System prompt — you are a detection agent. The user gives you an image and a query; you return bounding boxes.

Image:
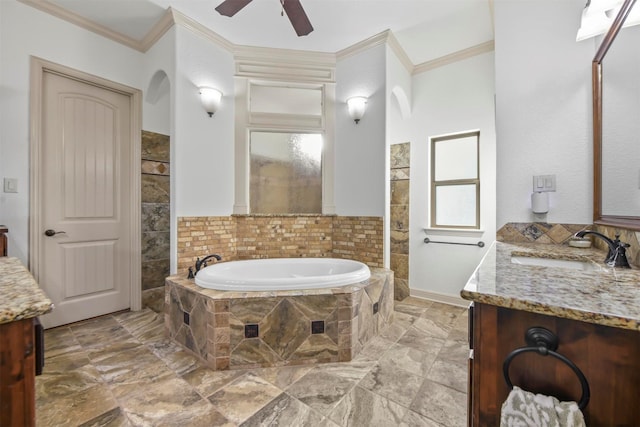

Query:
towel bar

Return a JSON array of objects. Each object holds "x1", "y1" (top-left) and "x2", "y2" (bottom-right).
[
  {"x1": 502, "y1": 327, "x2": 590, "y2": 410},
  {"x1": 423, "y1": 237, "x2": 485, "y2": 247}
]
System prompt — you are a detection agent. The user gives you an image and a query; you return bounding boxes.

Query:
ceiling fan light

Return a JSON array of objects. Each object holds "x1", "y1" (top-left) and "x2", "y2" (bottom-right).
[{"x1": 576, "y1": 0, "x2": 622, "y2": 41}]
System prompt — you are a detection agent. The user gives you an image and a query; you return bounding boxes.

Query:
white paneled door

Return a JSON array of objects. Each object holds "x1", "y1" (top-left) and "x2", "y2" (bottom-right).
[{"x1": 39, "y1": 70, "x2": 132, "y2": 328}]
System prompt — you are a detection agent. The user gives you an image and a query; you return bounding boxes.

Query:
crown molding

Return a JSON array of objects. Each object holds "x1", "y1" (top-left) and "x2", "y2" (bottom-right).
[
  {"x1": 172, "y1": 14, "x2": 337, "y2": 80},
  {"x1": 170, "y1": 8, "x2": 234, "y2": 53},
  {"x1": 139, "y1": 8, "x2": 175, "y2": 52},
  {"x1": 18, "y1": 0, "x2": 172, "y2": 52},
  {"x1": 19, "y1": 0, "x2": 494, "y2": 77},
  {"x1": 413, "y1": 40, "x2": 495, "y2": 75},
  {"x1": 386, "y1": 31, "x2": 414, "y2": 74},
  {"x1": 336, "y1": 30, "x2": 392, "y2": 61}
]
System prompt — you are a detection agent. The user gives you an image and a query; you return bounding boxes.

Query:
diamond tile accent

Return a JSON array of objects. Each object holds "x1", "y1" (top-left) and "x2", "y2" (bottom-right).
[
  {"x1": 260, "y1": 299, "x2": 309, "y2": 360},
  {"x1": 497, "y1": 223, "x2": 590, "y2": 244}
]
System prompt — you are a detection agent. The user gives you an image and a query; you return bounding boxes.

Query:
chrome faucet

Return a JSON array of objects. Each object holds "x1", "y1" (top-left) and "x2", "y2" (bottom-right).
[
  {"x1": 187, "y1": 254, "x2": 222, "y2": 278},
  {"x1": 574, "y1": 231, "x2": 631, "y2": 268}
]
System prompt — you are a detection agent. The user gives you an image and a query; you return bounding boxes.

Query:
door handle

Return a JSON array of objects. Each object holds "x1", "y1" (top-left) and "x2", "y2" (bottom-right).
[{"x1": 44, "y1": 229, "x2": 66, "y2": 237}]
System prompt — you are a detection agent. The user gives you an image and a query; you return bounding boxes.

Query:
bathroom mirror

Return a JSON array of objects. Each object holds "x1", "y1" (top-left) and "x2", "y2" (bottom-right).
[{"x1": 593, "y1": 0, "x2": 640, "y2": 230}]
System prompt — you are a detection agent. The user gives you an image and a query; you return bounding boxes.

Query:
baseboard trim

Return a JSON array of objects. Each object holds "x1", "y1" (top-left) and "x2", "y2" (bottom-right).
[{"x1": 409, "y1": 289, "x2": 469, "y2": 308}]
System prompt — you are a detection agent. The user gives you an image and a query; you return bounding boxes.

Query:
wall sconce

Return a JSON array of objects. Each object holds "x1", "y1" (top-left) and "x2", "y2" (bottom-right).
[
  {"x1": 199, "y1": 87, "x2": 222, "y2": 117},
  {"x1": 347, "y1": 96, "x2": 367, "y2": 124}
]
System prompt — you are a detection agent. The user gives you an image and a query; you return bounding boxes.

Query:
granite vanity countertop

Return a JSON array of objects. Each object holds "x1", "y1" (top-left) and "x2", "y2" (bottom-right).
[
  {"x1": 461, "y1": 241, "x2": 640, "y2": 331},
  {"x1": 0, "y1": 257, "x2": 53, "y2": 324}
]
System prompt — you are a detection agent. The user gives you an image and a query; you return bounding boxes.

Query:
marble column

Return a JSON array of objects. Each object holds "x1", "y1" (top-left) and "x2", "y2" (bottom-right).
[
  {"x1": 141, "y1": 131, "x2": 170, "y2": 312},
  {"x1": 390, "y1": 143, "x2": 410, "y2": 300}
]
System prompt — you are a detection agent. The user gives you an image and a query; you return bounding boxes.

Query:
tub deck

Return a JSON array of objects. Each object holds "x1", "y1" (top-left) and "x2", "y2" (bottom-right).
[{"x1": 165, "y1": 267, "x2": 394, "y2": 370}]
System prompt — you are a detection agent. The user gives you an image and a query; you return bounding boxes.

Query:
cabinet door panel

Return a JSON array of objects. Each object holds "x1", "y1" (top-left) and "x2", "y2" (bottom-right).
[
  {"x1": 0, "y1": 318, "x2": 36, "y2": 427},
  {"x1": 471, "y1": 303, "x2": 640, "y2": 426}
]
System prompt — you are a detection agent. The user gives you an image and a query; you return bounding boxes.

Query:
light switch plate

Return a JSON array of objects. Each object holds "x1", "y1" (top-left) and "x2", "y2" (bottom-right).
[
  {"x1": 532, "y1": 175, "x2": 556, "y2": 192},
  {"x1": 3, "y1": 178, "x2": 17, "y2": 193}
]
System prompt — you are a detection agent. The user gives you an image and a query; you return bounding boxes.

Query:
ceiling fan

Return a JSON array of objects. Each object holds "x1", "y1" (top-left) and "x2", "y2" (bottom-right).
[{"x1": 215, "y1": 0, "x2": 314, "y2": 37}]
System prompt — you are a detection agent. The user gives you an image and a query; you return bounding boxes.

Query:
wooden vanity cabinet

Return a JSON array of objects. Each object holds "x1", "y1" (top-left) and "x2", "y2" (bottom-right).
[
  {"x1": 0, "y1": 226, "x2": 7, "y2": 257},
  {"x1": 468, "y1": 303, "x2": 640, "y2": 426},
  {"x1": 0, "y1": 318, "x2": 36, "y2": 427},
  {"x1": 0, "y1": 254, "x2": 49, "y2": 427}
]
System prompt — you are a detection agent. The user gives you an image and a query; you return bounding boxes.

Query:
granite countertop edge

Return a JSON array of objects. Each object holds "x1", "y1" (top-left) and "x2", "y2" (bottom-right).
[
  {"x1": 0, "y1": 257, "x2": 53, "y2": 325},
  {"x1": 461, "y1": 241, "x2": 640, "y2": 331}
]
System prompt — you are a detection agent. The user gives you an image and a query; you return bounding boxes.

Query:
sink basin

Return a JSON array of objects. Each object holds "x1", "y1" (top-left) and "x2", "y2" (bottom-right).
[{"x1": 511, "y1": 256, "x2": 602, "y2": 271}]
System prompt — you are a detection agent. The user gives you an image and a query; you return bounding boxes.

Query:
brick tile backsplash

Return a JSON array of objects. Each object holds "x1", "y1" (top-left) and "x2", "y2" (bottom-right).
[{"x1": 177, "y1": 215, "x2": 383, "y2": 272}]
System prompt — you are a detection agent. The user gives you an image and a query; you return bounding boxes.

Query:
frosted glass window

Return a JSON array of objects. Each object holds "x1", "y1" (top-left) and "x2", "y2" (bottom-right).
[
  {"x1": 434, "y1": 136, "x2": 477, "y2": 181},
  {"x1": 435, "y1": 185, "x2": 477, "y2": 227},
  {"x1": 431, "y1": 131, "x2": 480, "y2": 229},
  {"x1": 250, "y1": 132, "x2": 322, "y2": 214},
  {"x1": 250, "y1": 85, "x2": 322, "y2": 116}
]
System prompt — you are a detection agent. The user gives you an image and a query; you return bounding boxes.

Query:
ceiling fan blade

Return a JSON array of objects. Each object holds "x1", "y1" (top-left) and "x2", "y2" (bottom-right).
[
  {"x1": 282, "y1": 0, "x2": 314, "y2": 36},
  {"x1": 215, "y1": 0, "x2": 253, "y2": 17}
]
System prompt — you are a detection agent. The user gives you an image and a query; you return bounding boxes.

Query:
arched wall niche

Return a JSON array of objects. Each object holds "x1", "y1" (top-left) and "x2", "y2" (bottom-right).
[
  {"x1": 391, "y1": 86, "x2": 411, "y2": 120},
  {"x1": 146, "y1": 69, "x2": 170, "y2": 104}
]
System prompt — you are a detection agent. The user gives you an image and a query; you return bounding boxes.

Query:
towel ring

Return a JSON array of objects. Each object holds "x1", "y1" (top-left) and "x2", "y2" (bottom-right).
[{"x1": 503, "y1": 327, "x2": 590, "y2": 410}]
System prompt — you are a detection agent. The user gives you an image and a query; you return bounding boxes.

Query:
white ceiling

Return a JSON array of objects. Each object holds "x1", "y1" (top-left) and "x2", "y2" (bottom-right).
[{"x1": 42, "y1": 0, "x2": 494, "y2": 64}]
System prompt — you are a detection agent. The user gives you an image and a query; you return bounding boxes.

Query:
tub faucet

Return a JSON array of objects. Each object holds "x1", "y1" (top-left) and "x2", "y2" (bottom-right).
[
  {"x1": 574, "y1": 231, "x2": 631, "y2": 268},
  {"x1": 187, "y1": 254, "x2": 222, "y2": 279}
]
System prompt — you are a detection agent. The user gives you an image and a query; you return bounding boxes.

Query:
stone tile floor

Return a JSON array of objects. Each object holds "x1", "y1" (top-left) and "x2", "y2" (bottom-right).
[{"x1": 36, "y1": 297, "x2": 469, "y2": 426}]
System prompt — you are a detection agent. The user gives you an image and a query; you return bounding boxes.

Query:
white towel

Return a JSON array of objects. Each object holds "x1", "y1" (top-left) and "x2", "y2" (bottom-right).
[{"x1": 500, "y1": 386, "x2": 586, "y2": 427}]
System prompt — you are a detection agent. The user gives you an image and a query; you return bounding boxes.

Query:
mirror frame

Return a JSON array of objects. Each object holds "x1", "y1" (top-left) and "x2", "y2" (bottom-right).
[{"x1": 593, "y1": 0, "x2": 640, "y2": 230}]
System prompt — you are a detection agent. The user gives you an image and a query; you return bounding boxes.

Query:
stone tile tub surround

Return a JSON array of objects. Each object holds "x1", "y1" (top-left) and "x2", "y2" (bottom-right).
[
  {"x1": 461, "y1": 241, "x2": 640, "y2": 331},
  {"x1": 141, "y1": 130, "x2": 170, "y2": 312},
  {"x1": 165, "y1": 268, "x2": 394, "y2": 371},
  {"x1": 177, "y1": 215, "x2": 383, "y2": 273},
  {"x1": 390, "y1": 142, "x2": 411, "y2": 301}
]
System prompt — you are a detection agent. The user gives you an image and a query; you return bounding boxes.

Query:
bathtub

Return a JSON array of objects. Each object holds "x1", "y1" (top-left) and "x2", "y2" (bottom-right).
[{"x1": 194, "y1": 257, "x2": 371, "y2": 291}]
